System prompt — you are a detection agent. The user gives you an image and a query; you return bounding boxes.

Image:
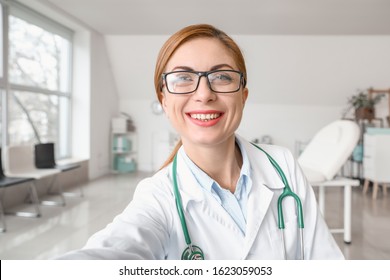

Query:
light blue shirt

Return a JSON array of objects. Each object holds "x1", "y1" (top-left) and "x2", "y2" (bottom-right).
[{"x1": 179, "y1": 137, "x2": 252, "y2": 235}]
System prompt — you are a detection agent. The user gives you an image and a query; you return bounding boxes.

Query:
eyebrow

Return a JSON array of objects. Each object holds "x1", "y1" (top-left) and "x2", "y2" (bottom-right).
[{"x1": 171, "y1": 63, "x2": 235, "y2": 72}]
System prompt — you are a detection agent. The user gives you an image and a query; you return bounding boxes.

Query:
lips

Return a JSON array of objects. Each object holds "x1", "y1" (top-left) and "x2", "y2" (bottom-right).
[
  {"x1": 189, "y1": 113, "x2": 222, "y2": 122},
  {"x1": 186, "y1": 111, "x2": 224, "y2": 127}
]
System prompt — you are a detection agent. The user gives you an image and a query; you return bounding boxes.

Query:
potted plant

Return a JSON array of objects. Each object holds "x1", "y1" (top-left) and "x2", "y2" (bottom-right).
[{"x1": 343, "y1": 89, "x2": 384, "y2": 121}]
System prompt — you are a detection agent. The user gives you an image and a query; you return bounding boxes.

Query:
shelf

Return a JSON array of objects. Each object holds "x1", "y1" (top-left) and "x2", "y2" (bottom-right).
[{"x1": 110, "y1": 118, "x2": 137, "y2": 173}]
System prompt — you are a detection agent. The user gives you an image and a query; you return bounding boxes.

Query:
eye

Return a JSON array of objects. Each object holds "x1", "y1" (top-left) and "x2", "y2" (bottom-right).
[
  {"x1": 217, "y1": 73, "x2": 232, "y2": 81},
  {"x1": 169, "y1": 72, "x2": 195, "y2": 84},
  {"x1": 210, "y1": 71, "x2": 234, "y2": 84},
  {"x1": 177, "y1": 74, "x2": 193, "y2": 82}
]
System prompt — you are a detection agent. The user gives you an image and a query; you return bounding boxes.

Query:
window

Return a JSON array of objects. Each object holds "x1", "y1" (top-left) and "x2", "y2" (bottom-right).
[
  {"x1": 0, "y1": 4, "x2": 3, "y2": 80},
  {"x1": 5, "y1": 1, "x2": 73, "y2": 158},
  {"x1": 0, "y1": 4, "x2": 4, "y2": 148}
]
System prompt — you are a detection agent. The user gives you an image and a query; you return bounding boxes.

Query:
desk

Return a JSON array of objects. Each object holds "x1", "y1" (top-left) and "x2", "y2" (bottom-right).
[{"x1": 313, "y1": 178, "x2": 360, "y2": 244}]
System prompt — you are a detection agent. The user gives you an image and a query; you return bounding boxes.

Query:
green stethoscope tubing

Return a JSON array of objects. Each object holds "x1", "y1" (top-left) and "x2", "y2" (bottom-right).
[
  {"x1": 173, "y1": 154, "x2": 205, "y2": 260},
  {"x1": 172, "y1": 143, "x2": 304, "y2": 260},
  {"x1": 172, "y1": 155, "x2": 191, "y2": 245},
  {"x1": 250, "y1": 143, "x2": 304, "y2": 230}
]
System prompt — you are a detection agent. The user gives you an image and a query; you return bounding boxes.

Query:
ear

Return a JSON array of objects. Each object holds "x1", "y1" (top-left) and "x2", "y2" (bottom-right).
[
  {"x1": 160, "y1": 91, "x2": 169, "y2": 115},
  {"x1": 242, "y1": 87, "x2": 249, "y2": 106}
]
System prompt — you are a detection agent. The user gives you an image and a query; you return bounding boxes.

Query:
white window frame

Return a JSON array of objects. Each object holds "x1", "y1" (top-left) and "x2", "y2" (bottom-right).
[{"x1": 1, "y1": 0, "x2": 74, "y2": 158}]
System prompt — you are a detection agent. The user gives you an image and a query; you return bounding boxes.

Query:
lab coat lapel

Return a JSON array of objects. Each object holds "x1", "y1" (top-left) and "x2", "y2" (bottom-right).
[
  {"x1": 173, "y1": 148, "x2": 244, "y2": 236},
  {"x1": 171, "y1": 151, "x2": 204, "y2": 208},
  {"x1": 238, "y1": 137, "x2": 285, "y2": 258},
  {"x1": 243, "y1": 178, "x2": 274, "y2": 257}
]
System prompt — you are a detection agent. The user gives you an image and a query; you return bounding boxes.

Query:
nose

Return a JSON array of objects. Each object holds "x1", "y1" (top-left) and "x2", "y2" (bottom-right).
[{"x1": 192, "y1": 76, "x2": 216, "y2": 103}]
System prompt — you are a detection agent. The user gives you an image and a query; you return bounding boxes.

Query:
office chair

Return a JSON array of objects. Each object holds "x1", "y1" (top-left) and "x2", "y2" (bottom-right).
[
  {"x1": 0, "y1": 148, "x2": 41, "y2": 232},
  {"x1": 34, "y1": 143, "x2": 83, "y2": 197},
  {"x1": 298, "y1": 119, "x2": 360, "y2": 244},
  {"x1": 4, "y1": 144, "x2": 65, "y2": 206}
]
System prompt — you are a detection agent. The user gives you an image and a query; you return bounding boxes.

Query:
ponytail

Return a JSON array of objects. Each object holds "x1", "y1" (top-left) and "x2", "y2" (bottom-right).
[{"x1": 159, "y1": 139, "x2": 182, "y2": 170}]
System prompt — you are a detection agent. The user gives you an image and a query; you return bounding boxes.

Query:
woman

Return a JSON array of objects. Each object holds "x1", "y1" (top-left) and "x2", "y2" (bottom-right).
[{"x1": 58, "y1": 24, "x2": 344, "y2": 260}]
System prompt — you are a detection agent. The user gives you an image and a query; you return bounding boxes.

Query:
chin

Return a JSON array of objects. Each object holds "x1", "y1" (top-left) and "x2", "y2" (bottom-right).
[{"x1": 185, "y1": 132, "x2": 235, "y2": 147}]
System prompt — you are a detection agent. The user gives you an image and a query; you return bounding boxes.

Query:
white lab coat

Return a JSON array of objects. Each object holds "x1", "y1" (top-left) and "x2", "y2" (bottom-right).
[{"x1": 58, "y1": 135, "x2": 344, "y2": 260}]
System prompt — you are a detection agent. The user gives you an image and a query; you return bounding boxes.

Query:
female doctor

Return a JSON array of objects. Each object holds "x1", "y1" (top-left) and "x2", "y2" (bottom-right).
[{"x1": 58, "y1": 24, "x2": 344, "y2": 260}]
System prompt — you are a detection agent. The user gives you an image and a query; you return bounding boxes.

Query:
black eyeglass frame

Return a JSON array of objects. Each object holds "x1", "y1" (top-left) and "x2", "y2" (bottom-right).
[{"x1": 161, "y1": 69, "x2": 246, "y2": 94}]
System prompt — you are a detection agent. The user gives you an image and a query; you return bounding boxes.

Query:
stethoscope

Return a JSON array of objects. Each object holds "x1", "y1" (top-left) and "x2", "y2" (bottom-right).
[{"x1": 172, "y1": 143, "x2": 305, "y2": 260}]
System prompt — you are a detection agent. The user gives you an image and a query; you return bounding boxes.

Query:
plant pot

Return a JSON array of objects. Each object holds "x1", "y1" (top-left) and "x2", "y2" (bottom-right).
[{"x1": 355, "y1": 107, "x2": 375, "y2": 120}]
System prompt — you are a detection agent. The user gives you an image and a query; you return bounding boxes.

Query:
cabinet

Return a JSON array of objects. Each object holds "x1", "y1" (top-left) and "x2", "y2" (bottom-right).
[
  {"x1": 362, "y1": 128, "x2": 390, "y2": 198},
  {"x1": 346, "y1": 118, "x2": 384, "y2": 179},
  {"x1": 346, "y1": 88, "x2": 390, "y2": 179},
  {"x1": 111, "y1": 118, "x2": 137, "y2": 173}
]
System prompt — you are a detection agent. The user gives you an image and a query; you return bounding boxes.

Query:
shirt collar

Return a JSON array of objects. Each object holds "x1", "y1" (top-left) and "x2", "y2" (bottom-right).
[
  {"x1": 179, "y1": 147, "x2": 214, "y2": 192},
  {"x1": 235, "y1": 137, "x2": 252, "y2": 199},
  {"x1": 178, "y1": 136, "x2": 252, "y2": 195}
]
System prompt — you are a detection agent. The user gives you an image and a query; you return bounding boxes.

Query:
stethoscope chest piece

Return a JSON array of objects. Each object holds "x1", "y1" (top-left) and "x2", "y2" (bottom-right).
[{"x1": 181, "y1": 245, "x2": 204, "y2": 260}]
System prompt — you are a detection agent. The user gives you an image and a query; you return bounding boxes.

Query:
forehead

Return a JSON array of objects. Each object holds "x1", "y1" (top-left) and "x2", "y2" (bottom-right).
[{"x1": 165, "y1": 37, "x2": 237, "y2": 71}]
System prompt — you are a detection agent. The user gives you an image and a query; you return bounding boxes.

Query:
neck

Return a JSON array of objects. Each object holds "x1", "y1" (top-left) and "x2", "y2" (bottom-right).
[{"x1": 182, "y1": 136, "x2": 243, "y2": 193}]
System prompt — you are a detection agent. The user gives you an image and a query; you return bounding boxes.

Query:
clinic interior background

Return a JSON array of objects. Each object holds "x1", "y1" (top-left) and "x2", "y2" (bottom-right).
[{"x1": 16, "y1": 0, "x2": 390, "y2": 180}]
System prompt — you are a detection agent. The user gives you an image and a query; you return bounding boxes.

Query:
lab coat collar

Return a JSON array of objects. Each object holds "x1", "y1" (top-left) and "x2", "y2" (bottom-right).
[
  {"x1": 172, "y1": 148, "x2": 207, "y2": 210},
  {"x1": 173, "y1": 149, "x2": 246, "y2": 237},
  {"x1": 171, "y1": 135, "x2": 288, "y2": 257},
  {"x1": 172, "y1": 135, "x2": 286, "y2": 209},
  {"x1": 237, "y1": 135, "x2": 285, "y2": 191}
]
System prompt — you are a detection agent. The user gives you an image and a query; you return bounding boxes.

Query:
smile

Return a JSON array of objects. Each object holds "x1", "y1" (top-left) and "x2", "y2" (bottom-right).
[{"x1": 189, "y1": 113, "x2": 222, "y2": 122}]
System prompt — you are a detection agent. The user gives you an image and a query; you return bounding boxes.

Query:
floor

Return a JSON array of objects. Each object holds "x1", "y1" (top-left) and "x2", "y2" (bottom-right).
[{"x1": 0, "y1": 171, "x2": 389, "y2": 260}]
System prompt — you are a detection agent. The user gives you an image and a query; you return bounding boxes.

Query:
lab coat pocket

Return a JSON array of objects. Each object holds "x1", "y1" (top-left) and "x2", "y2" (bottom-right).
[
  {"x1": 269, "y1": 214, "x2": 299, "y2": 259},
  {"x1": 246, "y1": 214, "x2": 298, "y2": 260}
]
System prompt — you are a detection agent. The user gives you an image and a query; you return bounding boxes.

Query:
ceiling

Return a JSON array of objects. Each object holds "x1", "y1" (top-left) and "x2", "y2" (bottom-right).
[{"x1": 42, "y1": 0, "x2": 390, "y2": 36}]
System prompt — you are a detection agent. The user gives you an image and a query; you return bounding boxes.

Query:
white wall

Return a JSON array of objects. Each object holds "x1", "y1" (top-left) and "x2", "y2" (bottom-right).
[
  {"x1": 69, "y1": 22, "x2": 120, "y2": 180},
  {"x1": 89, "y1": 32, "x2": 120, "y2": 179},
  {"x1": 72, "y1": 30, "x2": 90, "y2": 162},
  {"x1": 237, "y1": 36, "x2": 390, "y2": 106},
  {"x1": 106, "y1": 35, "x2": 390, "y2": 172}
]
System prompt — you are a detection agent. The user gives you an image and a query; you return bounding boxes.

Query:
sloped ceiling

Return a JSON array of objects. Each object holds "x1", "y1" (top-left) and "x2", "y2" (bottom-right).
[{"x1": 44, "y1": 0, "x2": 390, "y2": 35}]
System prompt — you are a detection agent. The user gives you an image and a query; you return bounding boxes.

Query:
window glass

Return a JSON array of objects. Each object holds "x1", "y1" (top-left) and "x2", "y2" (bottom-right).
[
  {"x1": 7, "y1": 5, "x2": 72, "y2": 158},
  {"x1": 8, "y1": 90, "x2": 70, "y2": 158},
  {"x1": 0, "y1": 4, "x2": 3, "y2": 79},
  {"x1": 0, "y1": 4, "x2": 4, "y2": 147},
  {"x1": 9, "y1": 15, "x2": 71, "y2": 92}
]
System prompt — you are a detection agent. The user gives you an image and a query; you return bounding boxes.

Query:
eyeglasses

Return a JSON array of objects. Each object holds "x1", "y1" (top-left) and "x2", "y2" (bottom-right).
[{"x1": 161, "y1": 70, "x2": 245, "y2": 94}]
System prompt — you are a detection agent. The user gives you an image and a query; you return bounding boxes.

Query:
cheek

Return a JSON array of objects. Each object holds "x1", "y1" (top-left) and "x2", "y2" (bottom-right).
[
  {"x1": 162, "y1": 94, "x2": 174, "y2": 115},
  {"x1": 232, "y1": 96, "x2": 246, "y2": 115},
  {"x1": 228, "y1": 97, "x2": 246, "y2": 126},
  {"x1": 163, "y1": 95, "x2": 186, "y2": 119}
]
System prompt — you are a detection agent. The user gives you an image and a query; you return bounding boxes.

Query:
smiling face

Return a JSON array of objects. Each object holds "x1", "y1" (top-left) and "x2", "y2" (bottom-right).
[{"x1": 160, "y1": 38, "x2": 248, "y2": 149}]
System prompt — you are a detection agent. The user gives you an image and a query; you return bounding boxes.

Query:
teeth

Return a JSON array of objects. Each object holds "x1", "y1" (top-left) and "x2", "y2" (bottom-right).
[{"x1": 190, "y1": 113, "x2": 221, "y2": 121}]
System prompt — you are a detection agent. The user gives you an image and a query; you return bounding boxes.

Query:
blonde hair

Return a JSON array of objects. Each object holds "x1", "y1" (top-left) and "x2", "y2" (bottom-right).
[{"x1": 154, "y1": 24, "x2": 247, "y2": 169}]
